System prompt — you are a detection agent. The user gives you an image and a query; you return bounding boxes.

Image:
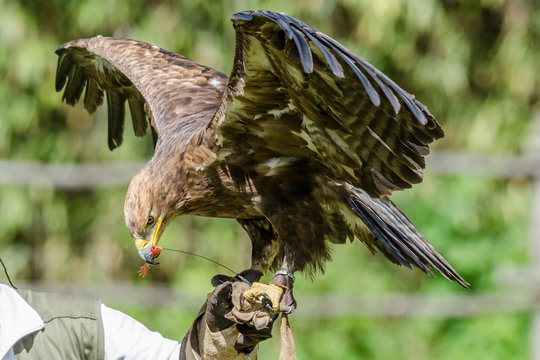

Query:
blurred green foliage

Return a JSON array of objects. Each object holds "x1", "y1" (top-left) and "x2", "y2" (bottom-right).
[{"x1": 0, "y1": 0, "x2": 539, "y2": 358}]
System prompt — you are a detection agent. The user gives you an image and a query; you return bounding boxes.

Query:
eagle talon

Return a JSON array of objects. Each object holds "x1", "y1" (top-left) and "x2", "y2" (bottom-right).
[
  {"x1": 243, "y1": 282, "x2": 285, "y2": 312},
  {"x1": 259, "y1": 296, "x2": 274, "y2": 312}
]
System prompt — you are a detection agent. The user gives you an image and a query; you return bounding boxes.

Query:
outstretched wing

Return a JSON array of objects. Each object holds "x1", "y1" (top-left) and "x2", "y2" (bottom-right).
[
  {"x1": 212, "y1": 10, "x2": 443, "y2": 197},
  {"x1": 210, "y1": 11, "x2": 466, "y2": 286},
  {"x1": 55, "y1": 37, "x2": 227, "y2": 150}
]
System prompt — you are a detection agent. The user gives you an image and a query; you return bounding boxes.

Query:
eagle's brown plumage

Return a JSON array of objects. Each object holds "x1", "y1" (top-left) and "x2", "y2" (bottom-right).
[{"x1": 55, "y1": 10, "x2": 468, "y2": 290}]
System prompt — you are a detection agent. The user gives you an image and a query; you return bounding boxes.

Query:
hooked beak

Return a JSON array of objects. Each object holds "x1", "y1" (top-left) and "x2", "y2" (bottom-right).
[{"x1": 134, "y1": 217, "x2": 163, "y2": 265}]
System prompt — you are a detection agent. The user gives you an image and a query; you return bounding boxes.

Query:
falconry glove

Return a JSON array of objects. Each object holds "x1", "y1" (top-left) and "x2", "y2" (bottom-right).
[{"x1": 180, "y1": 276, "x2": 277, "y2": 360}]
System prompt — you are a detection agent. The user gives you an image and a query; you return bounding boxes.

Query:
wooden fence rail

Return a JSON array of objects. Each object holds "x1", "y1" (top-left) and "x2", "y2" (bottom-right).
[
  {"x1": 14, "y1": 281, "x2": 538, "y2": 319},
  {"x1": 1, "y1": 151, "x2": 539, "y2": 188}
]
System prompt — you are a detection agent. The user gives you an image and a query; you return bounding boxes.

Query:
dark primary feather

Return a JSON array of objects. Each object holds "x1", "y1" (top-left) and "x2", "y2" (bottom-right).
[
  {"x1": 302, "y1": 30, "x2": 344, "y2": 78},
  {"x1": 83, "y1": 79, "x2": 103, "y2": 114},
  {"x1": 106, "y1": 90, "x2": 126, "y2": 150},
  {"x1": 56, "y1": 42, "x2": 148, "y2": 150},
  {"x1": 128, "y1": 96, "x2": 147, "y2": 137},
  {"x1": 55, "y1": 53, "x2": 73, "y2": 92},
  {"x1": 349, "y1": 188, "x2": 468, "y2": 288},
  {"x1": 63, "y1": 66, "x2": 86, "y2": 106}
]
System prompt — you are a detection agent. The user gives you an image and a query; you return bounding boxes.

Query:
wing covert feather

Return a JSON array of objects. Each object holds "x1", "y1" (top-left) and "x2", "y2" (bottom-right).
[
  {"x1": 214, "y1": 10, "x2": 443, "y2": 197},
  {"x1": 55, "y1": 37, "x2": 227, "y2": 150}
]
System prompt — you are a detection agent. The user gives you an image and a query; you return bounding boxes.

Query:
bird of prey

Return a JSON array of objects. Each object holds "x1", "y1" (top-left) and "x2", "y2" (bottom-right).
[{"x1": 55, "y1": 10, "x2": 468, "y2": 312}]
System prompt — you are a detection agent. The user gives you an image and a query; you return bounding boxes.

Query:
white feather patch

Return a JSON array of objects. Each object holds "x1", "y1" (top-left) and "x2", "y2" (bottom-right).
[
  {"x1": 208, "y1": 78, "x2": 222, "y2": 89},
  {"x1": 267, "y1": 100, "x2": 295, "y2": 118},
  {"x1": 261, "y1": 157, "x2": 297, "y2": 176}
]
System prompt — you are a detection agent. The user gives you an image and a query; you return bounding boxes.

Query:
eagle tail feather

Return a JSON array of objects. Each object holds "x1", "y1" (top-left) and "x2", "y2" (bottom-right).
[{"x1": 349, "y1": 189, "x2": 469, "y2": 289}]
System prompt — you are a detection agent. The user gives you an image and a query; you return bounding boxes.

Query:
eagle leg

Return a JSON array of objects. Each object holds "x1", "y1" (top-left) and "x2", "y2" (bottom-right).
[
  {"x1": 238, "y1": 219, "x2": 297, "y2": 312},
  {"x1": 271, "y1": 270, "x2": 296, "y2": 314}
]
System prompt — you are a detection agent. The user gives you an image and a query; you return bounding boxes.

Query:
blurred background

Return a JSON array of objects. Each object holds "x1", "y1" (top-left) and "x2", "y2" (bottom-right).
[{"x1": 1, "y1": 0, "x2": 539, "y2": 358}]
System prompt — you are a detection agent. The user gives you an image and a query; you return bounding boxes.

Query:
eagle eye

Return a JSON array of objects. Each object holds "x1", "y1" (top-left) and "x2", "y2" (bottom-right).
[{"x1": 146, "y1": 216, "x2": 155, "y2": 226}]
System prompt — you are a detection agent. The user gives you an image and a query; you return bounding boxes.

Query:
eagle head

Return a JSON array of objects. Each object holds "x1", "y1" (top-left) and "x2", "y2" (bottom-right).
[{"x1": 124, "y1": 166, "x2": 180, "y2": 265}]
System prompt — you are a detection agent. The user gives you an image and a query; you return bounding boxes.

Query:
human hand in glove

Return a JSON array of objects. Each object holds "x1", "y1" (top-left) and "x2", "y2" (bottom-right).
[{"x1": 180, "y1": 273, "x2": 278, "y2": 360}]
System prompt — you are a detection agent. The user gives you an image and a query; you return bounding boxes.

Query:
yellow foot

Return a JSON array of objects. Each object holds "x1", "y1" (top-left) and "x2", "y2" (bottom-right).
[{"x1": 242, "y1": 282, "x2": 285, "y2": 312}]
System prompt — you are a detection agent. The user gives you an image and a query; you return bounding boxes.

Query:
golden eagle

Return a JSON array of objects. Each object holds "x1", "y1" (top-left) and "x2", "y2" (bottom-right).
[{"x1": 55, "y1": 10, "x2": 468, "y2": 312}]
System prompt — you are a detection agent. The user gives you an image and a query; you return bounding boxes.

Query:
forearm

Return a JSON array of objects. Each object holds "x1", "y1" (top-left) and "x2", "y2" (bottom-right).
[{"x1": 101, "y1": 304, "x2": 181, "y2": 360}]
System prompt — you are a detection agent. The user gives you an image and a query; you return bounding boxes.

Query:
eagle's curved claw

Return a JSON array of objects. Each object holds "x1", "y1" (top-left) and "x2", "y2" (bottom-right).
[{"x1": 242, "y1": 282, "x2": 285, "y2": 312}]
